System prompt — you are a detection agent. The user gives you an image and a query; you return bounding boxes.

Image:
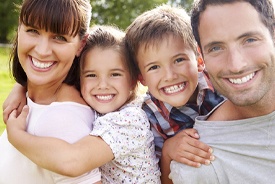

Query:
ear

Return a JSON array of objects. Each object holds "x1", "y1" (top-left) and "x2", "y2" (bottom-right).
[
  {"x1": 197, "y1": 46, "x2": 205, "y2": 72},
  {"x1": 197, "y1": 56, "x2": 205, "y2": 72},
  {"x1": 76, "y1": 35, "x2": 88, "y2": 56},
  {"x1": 138, "y1": 74, "x2": 147, "y2": 86}
]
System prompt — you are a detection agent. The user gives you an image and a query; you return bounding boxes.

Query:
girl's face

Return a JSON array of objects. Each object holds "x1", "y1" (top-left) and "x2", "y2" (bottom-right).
[
  {"x1": 80, "y1": 47, "x2": 133, "y2": 114},
  {"x1": 17, "y1": 24, "x2": 83, "y2": 89}
]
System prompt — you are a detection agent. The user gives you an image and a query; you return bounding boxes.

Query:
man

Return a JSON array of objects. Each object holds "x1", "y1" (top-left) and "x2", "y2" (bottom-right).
[{"x1": 162, "y1": 0, "x2": 275, "y2": 183}]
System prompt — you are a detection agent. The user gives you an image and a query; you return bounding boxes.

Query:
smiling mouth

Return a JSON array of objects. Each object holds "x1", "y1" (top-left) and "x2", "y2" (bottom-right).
[
  {"x1": 228, "y1": 72, "x2": 255, "y2": 84},
  {"x1": 163, "y1": 83, "x2": 185, "y2": 94},
  {"x1": 95, "y1": 94, "x2": 114, "y2": 101},
  {"x1": 32, "y1": 58, "x2": 54, "y2": 69}
]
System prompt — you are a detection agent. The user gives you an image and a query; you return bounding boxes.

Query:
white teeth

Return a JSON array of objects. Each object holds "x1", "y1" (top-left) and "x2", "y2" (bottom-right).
[
  {"x1": 163, "y1": 83, "x2": 185, "y2": 94},
  {"x1": 229, "y1": 72, "x2": 255, "y2": 84},
  {"x1": 96, "y1": 95, "x2": 113, "y2": 101},
  {"x1": 32, "y1": 58, "x2": 54, "y2": 69}
]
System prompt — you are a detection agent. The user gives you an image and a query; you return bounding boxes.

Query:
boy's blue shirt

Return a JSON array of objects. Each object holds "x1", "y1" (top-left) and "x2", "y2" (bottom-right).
[{"x1": 142, "y1": 71, "x2": 225, "y2": 157}]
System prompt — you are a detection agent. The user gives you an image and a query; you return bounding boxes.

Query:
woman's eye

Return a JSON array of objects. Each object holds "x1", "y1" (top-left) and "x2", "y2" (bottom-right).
[
  {"x1": 54, "y1": 35, "x2": 67, "y2": 41},
  {"x1": 26, "y1": 29, "x2": 39, "y2": 34}
]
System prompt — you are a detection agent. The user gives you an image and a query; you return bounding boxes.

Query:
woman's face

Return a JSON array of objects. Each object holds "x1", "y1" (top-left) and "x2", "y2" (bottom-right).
[{"x1": 17, "y1": 23, "x2": 83, "y2": 88}]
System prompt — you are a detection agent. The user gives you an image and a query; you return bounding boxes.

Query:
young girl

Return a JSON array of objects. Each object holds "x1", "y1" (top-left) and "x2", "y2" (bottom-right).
[
  {"x1": 6, "y1": 25, "x2": 161, "y2": 183},
  {"x1": 0, "y1": 0, "x2": 101, "y2": 183}
]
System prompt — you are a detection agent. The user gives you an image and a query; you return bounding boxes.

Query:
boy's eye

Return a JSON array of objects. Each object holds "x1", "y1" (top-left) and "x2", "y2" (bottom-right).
[
  {"x1": 175, "y1": 58, "x2": 184, "y2": 63},
  {"x1": 148, "y1": 65, "x2": 160, "y2": 71}
]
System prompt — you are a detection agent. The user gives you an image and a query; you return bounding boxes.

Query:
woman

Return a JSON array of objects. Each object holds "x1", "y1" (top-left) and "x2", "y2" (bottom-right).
[{"x1": 0, "y1": 0, "x2": 101, "y2": 183}]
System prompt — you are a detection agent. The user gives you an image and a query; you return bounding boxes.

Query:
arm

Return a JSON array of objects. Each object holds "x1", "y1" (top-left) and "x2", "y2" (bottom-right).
[
  {"x1": 3, "y1": 83, "x2": 27, "y2": 123},
  {"x1": 6, "y1": 106, "x2": 114, "y2": 177},
  {"x1": 160, "y1": 128, "x2": 214, "y2": 183}
]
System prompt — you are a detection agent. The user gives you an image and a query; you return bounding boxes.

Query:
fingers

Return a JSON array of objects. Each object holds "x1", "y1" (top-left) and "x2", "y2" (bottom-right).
[{"x1": 181, "y1": 128, "x2": 199, "y2": 139}]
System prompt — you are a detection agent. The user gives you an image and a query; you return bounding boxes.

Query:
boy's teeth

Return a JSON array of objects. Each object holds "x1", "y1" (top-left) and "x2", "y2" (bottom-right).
[
  {"x1": 164, "y1": 83, "x2": 185, "y2": 94},
  {"x1": 32, "y1": 59, "x2": 54, "y2": 69},
  {"x1": 96, "y1": 95, "x2": 113, "y2": 100},
  {"x1": 229, "y1": 72, "x2": 255, "y2": 84}
]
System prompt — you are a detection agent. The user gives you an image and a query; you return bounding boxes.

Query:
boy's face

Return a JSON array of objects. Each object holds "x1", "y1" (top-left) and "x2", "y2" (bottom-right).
[
  {"x1": 199, "y1": 2, "x2": 275, "y2": 107},
  {"x1": 137, "y1": 35, "x2": 204, "y2": 107}
]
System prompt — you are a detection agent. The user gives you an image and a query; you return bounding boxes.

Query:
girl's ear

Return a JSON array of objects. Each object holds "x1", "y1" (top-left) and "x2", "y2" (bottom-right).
[
  {"x1": 138, "y1": 74, "x2": 147, "y2": 86},
  {"x1": 76, "y1": 35, "x2": 88, "y2": 56}
]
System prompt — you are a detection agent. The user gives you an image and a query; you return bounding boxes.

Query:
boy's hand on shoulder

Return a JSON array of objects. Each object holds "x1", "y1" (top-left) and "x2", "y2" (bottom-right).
[{"x1": 162, "y1": 128, "x2": 215, "y2": 168}]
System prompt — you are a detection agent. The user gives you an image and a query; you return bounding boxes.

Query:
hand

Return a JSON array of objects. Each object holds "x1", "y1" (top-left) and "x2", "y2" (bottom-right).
[
  {"x1": 162, "y1": 128, "x2": 214, "y2": 167},
  {"x1": 3, "y1": 83, "x2": 27, "y2": 123},
  {"x1": 6, "y1": 105, "x2": 29, "y2": 139}
]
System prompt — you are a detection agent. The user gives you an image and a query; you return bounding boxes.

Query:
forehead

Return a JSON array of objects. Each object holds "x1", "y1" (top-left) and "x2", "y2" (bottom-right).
[{"x1": 198, "y1": 2, "x2": 267, "y2": 47}]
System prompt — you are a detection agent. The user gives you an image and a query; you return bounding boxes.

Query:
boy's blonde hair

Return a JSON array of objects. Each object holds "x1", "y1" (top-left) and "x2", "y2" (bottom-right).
[{"x1": 125, "y1": 4, "x2": 198, "y2": 73}]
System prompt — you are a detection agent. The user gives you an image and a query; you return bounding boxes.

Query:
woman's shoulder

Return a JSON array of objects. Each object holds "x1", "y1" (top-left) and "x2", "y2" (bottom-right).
[{"x1": 56, "y1": 84, "x2": 87, "y2": 105}]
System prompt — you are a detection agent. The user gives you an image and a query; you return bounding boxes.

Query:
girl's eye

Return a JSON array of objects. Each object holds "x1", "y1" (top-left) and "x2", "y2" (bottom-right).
[
  {"x1": 54, "y1": 35, "x2": 67, "y2": 42},
  {"x1": 86, "y1": 74, "x2": 96, "y2": 78},
  {"x1": 111, "y1": 73, "x2": 122, "y2": 77},
  {"x1": 148, "y1": 65, "x2": 160, "y2": 71}
]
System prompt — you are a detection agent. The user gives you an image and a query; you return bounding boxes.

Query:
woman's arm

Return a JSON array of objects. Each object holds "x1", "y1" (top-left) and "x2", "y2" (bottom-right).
[
  {"x1": 3, "y1": 83, "x2": 27, "y2": 123},
  {"x1": 6, "y1": 106, "x2": 114, "y2": 177}
]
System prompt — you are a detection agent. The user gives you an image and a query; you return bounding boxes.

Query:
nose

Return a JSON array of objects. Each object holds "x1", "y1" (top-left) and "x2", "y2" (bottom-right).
[
  {"x1": 226, "y1": 46, "x2": 247, "y2": 73},
  {"x1": 34, "y1": 36, "x2": 52, "y2": 57},
  {"x1": 97, "y1": 77, "x2": 109, "y2": 90},
  {"x1": 164, "y1": 66, "x2": 178, "y2": 82}
]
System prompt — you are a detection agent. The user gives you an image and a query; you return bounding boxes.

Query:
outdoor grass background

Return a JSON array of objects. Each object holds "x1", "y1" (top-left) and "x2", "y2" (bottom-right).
[{"x1": 0, "y1": 46, "x2": 15, "y2": 135}]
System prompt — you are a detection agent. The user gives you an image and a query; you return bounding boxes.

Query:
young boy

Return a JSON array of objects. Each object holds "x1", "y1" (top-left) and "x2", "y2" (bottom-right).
[{"x1": 124, "y1": 4, "x2": 225, "y2": 183}]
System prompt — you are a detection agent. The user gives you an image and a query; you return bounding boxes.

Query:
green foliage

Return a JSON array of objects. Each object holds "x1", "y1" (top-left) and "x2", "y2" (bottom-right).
[
  {"x1": 0, "y1": 0, "x2": 20, "y2": 43},
  {"x1": 0, "y1": 47, "x2": 15, "y2": 134},
  {"x1": 90, "y1": 0, "x2": 168, "y2": 30}
]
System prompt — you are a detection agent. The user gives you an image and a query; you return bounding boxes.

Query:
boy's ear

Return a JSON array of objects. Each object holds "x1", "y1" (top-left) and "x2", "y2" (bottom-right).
[
  {"x1": 76, "y1": 35, "x2": 88, "y2": 56},
  {"x1": 197, "y1": 56, "x2": 205, "y2": 72},
  {"x1": 138, "y1": 74, "x2": 147, "y2": 86}
]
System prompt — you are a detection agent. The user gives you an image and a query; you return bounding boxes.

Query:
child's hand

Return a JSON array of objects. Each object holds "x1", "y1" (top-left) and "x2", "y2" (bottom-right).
[
  {"x1": 3, "y1": 83, "x2": 27, "y2": 123},
  {"x1": 6, "y1": 105, "x2": 29, "y2": 136},
  {"x1": 162, "y1": 128, "x2": 214, "y2": 167}
]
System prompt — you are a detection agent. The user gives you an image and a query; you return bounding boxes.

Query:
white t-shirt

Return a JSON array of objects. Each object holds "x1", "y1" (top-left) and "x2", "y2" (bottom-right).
[
  {"x1": 0, "y1": 97, "x2": 101, "y2": 184},
  {"x1": 90, "y1": 97, "x2": 161, "y2": 183}
]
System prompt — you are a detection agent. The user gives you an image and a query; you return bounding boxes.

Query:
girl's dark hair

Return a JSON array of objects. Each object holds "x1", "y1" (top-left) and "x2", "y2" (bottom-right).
[{"x1": 10, "y1": 0, "x2": 91, "y2": 87}]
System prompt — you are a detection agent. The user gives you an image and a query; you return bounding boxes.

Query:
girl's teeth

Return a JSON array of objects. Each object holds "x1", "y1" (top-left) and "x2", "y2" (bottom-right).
[{"x1": 96, "y1": 95, "x2": 113, "y2": 100}]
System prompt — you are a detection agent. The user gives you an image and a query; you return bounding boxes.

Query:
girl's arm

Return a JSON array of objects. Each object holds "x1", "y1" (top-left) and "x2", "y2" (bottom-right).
[
  {"x1": 3, "y1": 83, "x2": 27, "y2": 123},
  {"x1": 160, "y1": 129, "x2": 214, "y2": 183},
  {"x1": 6, "y1": 106, "x2": 114, "y2": 177}
]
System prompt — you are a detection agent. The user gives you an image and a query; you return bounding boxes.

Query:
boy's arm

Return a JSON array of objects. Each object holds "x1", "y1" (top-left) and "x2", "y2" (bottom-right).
[
  {"x1": 6, "y1": 106, "x2": 114, "y2": 177},
  {"x1": 3, "y1": 83, "x2": 27, "y2": 123},
  {"x1": 160, "y1": 129, "x2": 214, "y2": 183}
]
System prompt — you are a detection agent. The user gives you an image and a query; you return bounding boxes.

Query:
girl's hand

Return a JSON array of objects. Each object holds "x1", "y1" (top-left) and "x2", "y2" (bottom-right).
[
  {"x1": 162, "y1": 128, "x2": 215, "y2": 168},
  {"x1": 6, "y1": 105, "x2": 29, "y2": 138},
  {"x1": 3, "y1": 83, "x2": 27, "y2": 123}
]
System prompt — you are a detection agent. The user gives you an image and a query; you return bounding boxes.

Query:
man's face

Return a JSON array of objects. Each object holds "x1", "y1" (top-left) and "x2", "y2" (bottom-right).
[{"x1": 198, "y1": 1, "x2": 275, "y2": 108}]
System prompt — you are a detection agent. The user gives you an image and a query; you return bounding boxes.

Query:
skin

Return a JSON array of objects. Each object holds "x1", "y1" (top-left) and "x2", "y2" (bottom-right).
[
  {"x1": 137, "y1": 34, "x2": 205, "y2": 107},
  {"x1": 199, "y1": 1, "x2": 275, "y2": 120},
  {"x1": 136, "y1": 34, "x2": 213, "y2": 184},
  {"x1": 81, "y1": 47, "x2": 133, "y2": 114},
  {"x1": 18, "y1": 24, "x2": 84, "y2": 104},
  {"x1": 6, "y1": 46, "x2": 135, "y2": 177}
]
